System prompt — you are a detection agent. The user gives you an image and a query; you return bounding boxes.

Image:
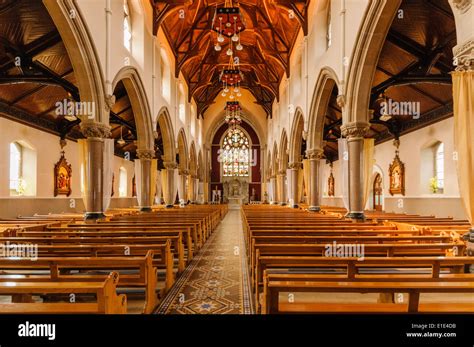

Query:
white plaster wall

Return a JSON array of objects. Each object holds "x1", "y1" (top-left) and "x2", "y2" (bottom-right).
[
  {"x1": 319, "y1": 118, "x2": 467, "y2": 219},
  {"x1": 0, "y1": 118, "x2": 136, "y2": 217},
  {"x1": 75, "y1": 0, "x2": 202, "y2": 161},
  {"x1": 267, "y1": 0, "x2": 369, "y2": 154}
]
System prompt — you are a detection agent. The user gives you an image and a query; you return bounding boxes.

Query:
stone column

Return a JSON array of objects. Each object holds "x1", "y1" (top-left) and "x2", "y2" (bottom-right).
[
  {"x1": 178, "y1": 169, "x2": 189, "y2": 203},
  {"x1": 136, "y1": 149, "x2": 155, "y2": 212},
  {"x1": 341, "y1": 121, "x2": 370, "y2": 220},
  {"x1": 269, "y1": 175, "x2": 277, "y2": 204},
  {"x1": 163, "y1": 161, "x2": 177, "y2": 208},
  {"x1": 306, "y1": 148, "x2": 324, "y2": 212},
  {"x1": 277, "y1": 170, "x2": 287, "y2": 206},
  {"x1": 188, "y1": 174, "x2": 197, "y2": 203},
  {"x1": 80, "y1": 121, "x2": 111, "y2": 221},
  {"x1": 288, "y1": 162, "x2": 302, "y2": 208}
]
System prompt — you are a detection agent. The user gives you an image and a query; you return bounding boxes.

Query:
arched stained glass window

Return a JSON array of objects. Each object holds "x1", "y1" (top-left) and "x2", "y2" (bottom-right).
[{"x1": 222, "y1": 128, "x2": 250, "y2": 177}]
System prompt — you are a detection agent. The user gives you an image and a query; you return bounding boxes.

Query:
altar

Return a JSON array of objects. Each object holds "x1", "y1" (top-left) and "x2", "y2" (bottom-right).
[{"x1": 223, "y1": 177, "x2": 249, "y2": 209}]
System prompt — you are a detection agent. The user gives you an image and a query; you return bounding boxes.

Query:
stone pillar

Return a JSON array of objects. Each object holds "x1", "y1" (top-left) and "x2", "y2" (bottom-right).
[
  {"x1": 288, "y1": 162, "x2": 302, "y2": 208},
  {"x1": 80, "y1": 121, "x2": 111, "y2": 221},
  {"x1": 136, "y1": 149, "x2": 155, "y2": 212},
  {"x1": 188, "y1": 174, "x2": 197, "y2": 203},
  {"x1": 341, "y1": 121, "x2": 370, "y2": 220},
  {"x1": 163, "y1": 161, "x2": 177, "y2": 208},
  {"x1": 269, "y1": 175, "x2": 277, "y2": 204},
  {"x1": 178, "y1": 169, "x2": 189, "y2": 203},
  {"x1": 277, "y1": 170, "x2": 287, "y2": 206},
  {"x1": 306, "y1": 148, "x2": 324, "y2": 212}
]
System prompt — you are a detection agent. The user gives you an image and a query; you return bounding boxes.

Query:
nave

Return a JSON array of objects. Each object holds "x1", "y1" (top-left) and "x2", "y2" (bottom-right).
[{"x1": 157, "y1": 210, "x2": 253, "y2": 314}]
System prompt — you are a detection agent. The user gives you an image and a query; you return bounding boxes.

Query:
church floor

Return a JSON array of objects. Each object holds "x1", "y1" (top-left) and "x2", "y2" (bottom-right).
[{"x1": 155, "y1": 210, "x2": 254, "y2": 314}]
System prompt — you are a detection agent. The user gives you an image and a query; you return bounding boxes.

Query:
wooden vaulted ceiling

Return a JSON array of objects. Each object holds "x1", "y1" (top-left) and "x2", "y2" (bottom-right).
[
  {"x1": 0, "y1": 0, "x2": 159, "y2": 160},
  {"x1": 152, "y1": 0, "x2": 310, "y2": 117},
  {"x1": 322, "y1": 0, "x2": 455, "y2": 162},
  {"x1": 0, "y1": 0, "x2": 82, "y2": 140}
]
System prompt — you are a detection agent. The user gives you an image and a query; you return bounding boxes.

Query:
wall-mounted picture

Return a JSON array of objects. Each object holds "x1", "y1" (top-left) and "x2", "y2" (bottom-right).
[
  {"x1": 54, "y1": 152, "x2": 72, "y2": 197},
  {"x1": 389, "y1": 153, "x2": 405, "y2": 196}
]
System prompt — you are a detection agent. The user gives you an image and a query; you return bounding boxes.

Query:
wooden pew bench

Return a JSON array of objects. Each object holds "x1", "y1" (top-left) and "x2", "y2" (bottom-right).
[
  {"x1": 263, "y1": 278, "x2": 474, "y2": 314},
  {"x1": 0, "y1": 272, "x2": 126, "y2": 314},
  {"x1": 0, "y1": 251, "x2": 160, "y2": 313},
  {"x1": 0, "y1": 236, "x2": 177, "y2": 285},
  {"x1": 253, "y1": 256, "x2": 474, "y2": 311},
  {"x1": 11, "y1": 230, "x2": 185, "y2": 272}
]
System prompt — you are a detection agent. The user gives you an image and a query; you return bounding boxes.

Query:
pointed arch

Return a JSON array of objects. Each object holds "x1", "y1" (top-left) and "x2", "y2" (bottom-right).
[
  {"x1": 112, "y1": 66, "x2": 154, "y2": 152},
  {"x1": 307, "y1": 67, "x2": 340, "y2": 151},
  {"x1": 272, "y1": 142, "x2": 279, "y2": 176},
  {"x1": 189, "y1": 141, "x2": 197, "y2": 176},
  {"x1": 289, "y1": 107, "x2": 305, "y2": 164},
  {"x1": 197, "y1": 150, "x2": 204, "y2": 181},
  {"x1": 156, "y1": 106, "x2": 176, "y2": 163},
  {"x1": 177, "y1": 128, "x2": 189, "y2": 170},
  {"x1": 343, "y1": 0, "x2": 401, "y2": 123},
  {"x1": 279, "y1": 130, "x2": 289, "y2": 171},
  {"x1": 44, "y1": 0, "x2": 108, "y2": 123}
]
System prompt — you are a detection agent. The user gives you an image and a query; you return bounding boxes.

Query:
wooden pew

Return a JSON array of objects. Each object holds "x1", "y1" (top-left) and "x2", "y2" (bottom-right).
[
  {"x1": 254, "y1": 256, "x2": 474, "y2": 311},
  {"x1": 0, "y1": 272, "x2": 127, "y2": 314},
  {"x1": 263, "y1": 278, "x2": 474, "y2": 314},
  {"x1": 10, "y1": 230, "x2": 185, "y2": 273},
  {"x1": 0, "y1": 251, "x2": 160, "y2": 313}
]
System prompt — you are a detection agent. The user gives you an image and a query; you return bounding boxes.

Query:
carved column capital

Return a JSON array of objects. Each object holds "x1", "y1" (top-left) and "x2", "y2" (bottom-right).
[
  {"x1": 288, "y1": 162, "x2": 302, "y2": 170},
  {"x1": 452, "y1": 0, "x2": 472, "y2": 13},
  {"x1": 336, "y1": 94, "x2": 346, "y2": 108},
  {"x1": 277, "y1": 169, "x2": 287, "y2": 176},
  {"x1": 179, "y1": 169, "x2": 190, "y2": 176},
  {"x1": 163, "y1": 161, "x2": 178, "y2": 170},
  {"x1": 80, "y1": 121, "x2": 111, "y2": 139},
  {"x1": 136, "y1": 149, "x2": 155, "y2": 160},
  {"x1": 306, "y1": 148, "x2": 324, "y2": 160},
  {"x1": 453, "y1": 39, "x2": 474, "y2": 71},
  {"x1": 341, "y1": 121, "x2": 370, "y2": 140},
  {"x1": 105, "y1": 94, "x2": 116, "y2": 112}
]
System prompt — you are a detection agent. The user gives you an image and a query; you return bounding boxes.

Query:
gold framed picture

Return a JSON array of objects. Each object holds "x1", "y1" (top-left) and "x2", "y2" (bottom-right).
[
  {"x1": 389, "y1": 153, "x2": 405, "y2": 196},
  {"x1": 54, "y1": 152, "x2": 72, "y2": 197}
]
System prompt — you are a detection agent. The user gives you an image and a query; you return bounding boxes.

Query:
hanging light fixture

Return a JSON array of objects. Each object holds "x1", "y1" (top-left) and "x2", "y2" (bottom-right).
[
  {"x1": 219, "y1": 56, "x2": 243, "y2": 99},
  {"x1": 225, "y1": 101, "x2": 242, "y2": 129},
  {"x1": 117, "y1": 126, "x2": 126, "y2": 145},
  {"x1": 212, "y1": 1, "x2": 245, "y2": 56}
]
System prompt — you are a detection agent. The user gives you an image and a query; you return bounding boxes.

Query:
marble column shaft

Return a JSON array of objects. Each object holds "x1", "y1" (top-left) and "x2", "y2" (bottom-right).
[
  {"x1": 288, "y1": 162, "x2": 302, "y2": 208},
  {"x1": 80, "y1": 121, "x2": 111, "y2": 220},
  {"x1": 137, "y1": 149, "x2": 155, "y2": 212},
  {"x1": 341, "y1": 122, "x2": 370, "y2": 220},
  {"x1": 306, "y1": 148, "x2": 324, "y2": 212}
]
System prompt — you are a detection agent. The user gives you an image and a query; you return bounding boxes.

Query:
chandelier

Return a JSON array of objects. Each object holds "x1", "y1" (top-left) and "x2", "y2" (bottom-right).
[
  {"x1": 212, "y1": 0, "x2": 245, "y2": 56},
  {"x1": 220, "y1": 57, "x2": 243, "y2": 98},
  {"x1": 225, "y1": 101, "x2": 242, "y2": 128}
]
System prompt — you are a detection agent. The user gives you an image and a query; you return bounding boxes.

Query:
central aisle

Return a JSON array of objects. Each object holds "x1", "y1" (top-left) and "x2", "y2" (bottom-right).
[{"x1": 156, "y1": 210, "x2": 254, "y2": 314}]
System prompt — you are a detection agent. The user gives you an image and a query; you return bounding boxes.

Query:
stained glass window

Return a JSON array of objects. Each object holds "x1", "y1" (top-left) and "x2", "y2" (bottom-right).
[{"x1": 222, "y1": 128, "x2": 250, "y2": 177}]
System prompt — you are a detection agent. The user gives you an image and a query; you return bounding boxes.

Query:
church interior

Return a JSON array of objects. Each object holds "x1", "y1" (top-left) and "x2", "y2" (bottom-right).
[{"x1": 0, "y1": 0, "x2": 473, "y2": 322}]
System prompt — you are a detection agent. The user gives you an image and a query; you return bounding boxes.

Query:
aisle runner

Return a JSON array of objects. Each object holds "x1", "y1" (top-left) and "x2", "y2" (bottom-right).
[{"x1": 155, "y1": 210, "x2": 254, "y2": 314}]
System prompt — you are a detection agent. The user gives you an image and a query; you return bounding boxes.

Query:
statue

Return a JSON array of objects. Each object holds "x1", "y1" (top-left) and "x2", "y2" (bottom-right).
[{"x1": 250, "y1": 187, "x2": 256, "y2": 201}]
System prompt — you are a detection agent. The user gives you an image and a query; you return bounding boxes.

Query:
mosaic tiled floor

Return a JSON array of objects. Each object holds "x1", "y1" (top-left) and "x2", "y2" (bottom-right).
[{"x1": 155, "y1": 210, "x2": 254, "y2": 314}]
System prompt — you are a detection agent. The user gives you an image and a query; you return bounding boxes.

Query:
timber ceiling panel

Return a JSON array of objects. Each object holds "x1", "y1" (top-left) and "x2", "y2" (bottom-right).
[
  {"x1": 369, "y1": 0, "x2": 455, "y2": 144},
  {"x1": 322, "y1": 0, "x2": 456, "y2": 162},
  {"x1": 152, "y1": 0, "x2": 310, "y2": 117}
]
